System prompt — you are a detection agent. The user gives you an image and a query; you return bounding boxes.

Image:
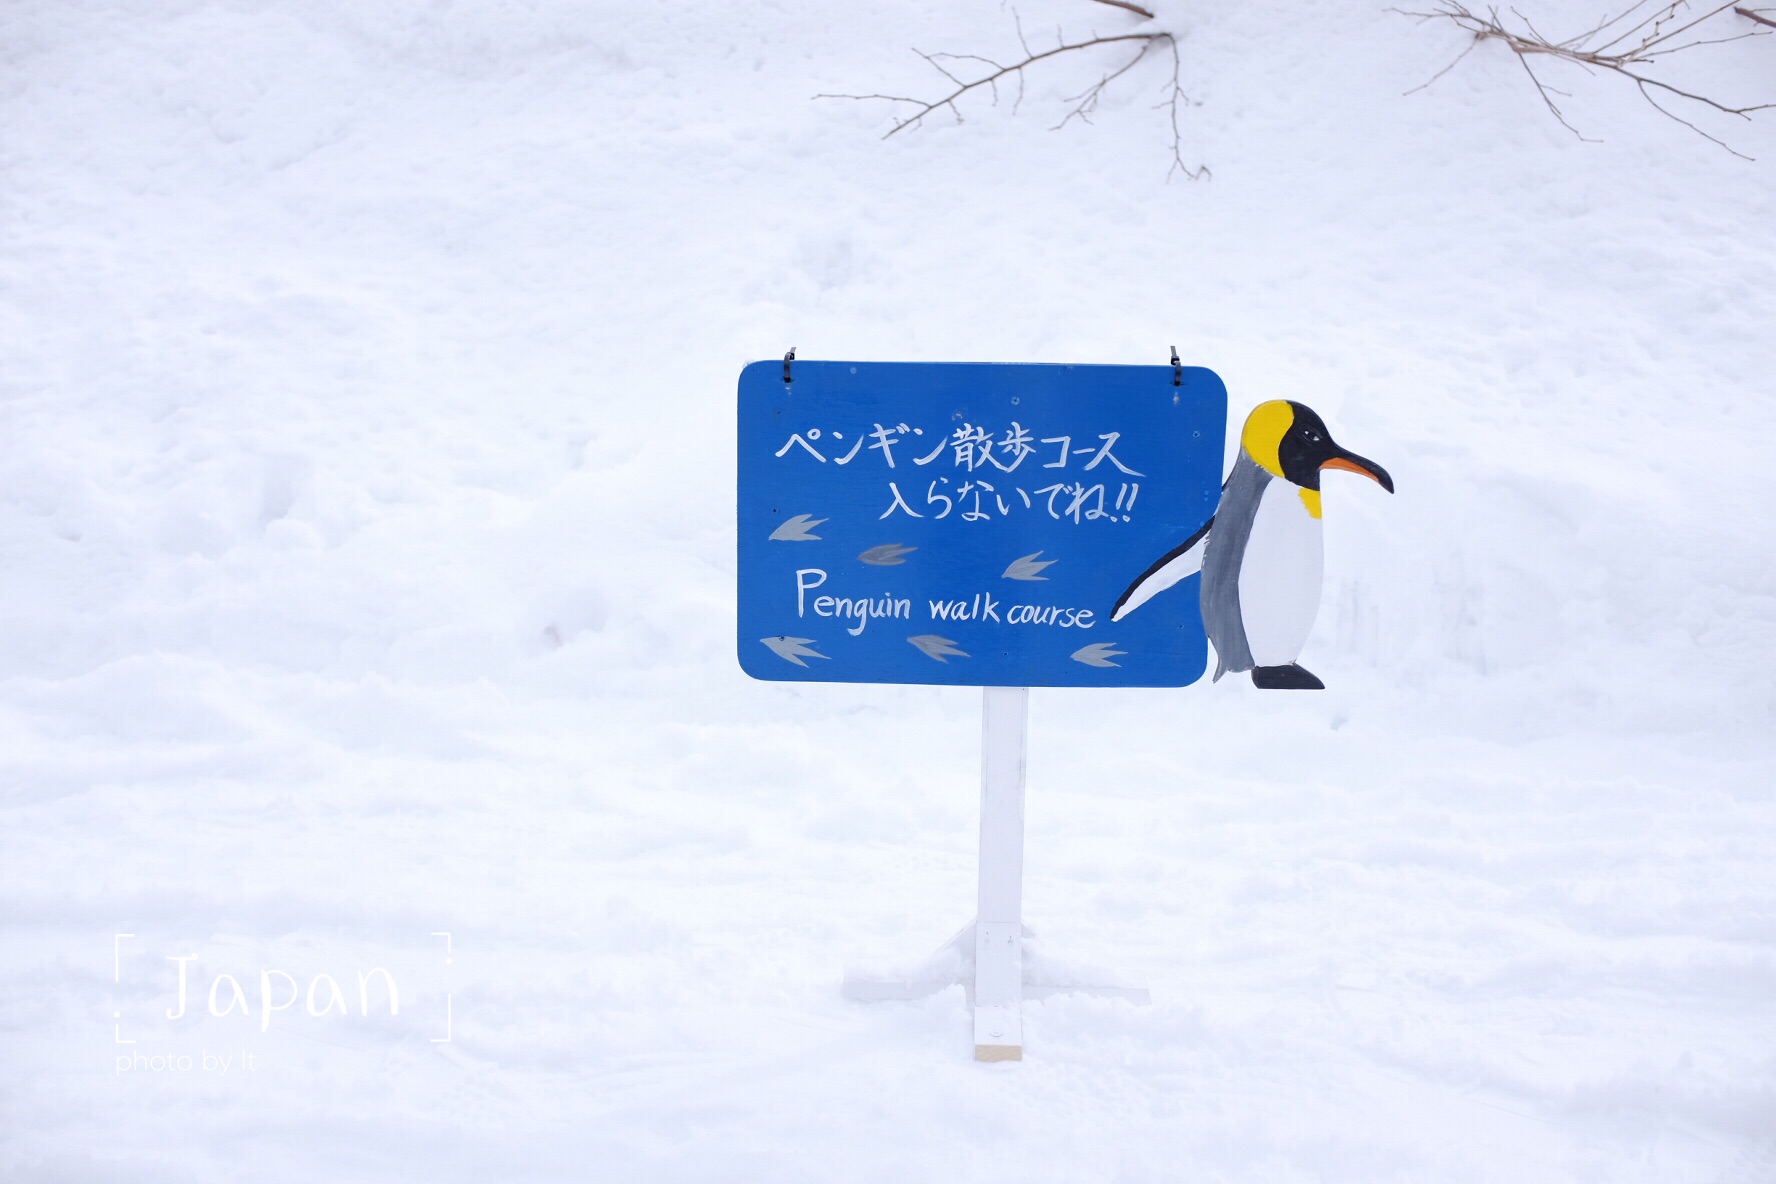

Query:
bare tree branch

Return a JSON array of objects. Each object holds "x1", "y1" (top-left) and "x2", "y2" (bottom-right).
[
  {"x1": 817, "y1": 10, "x2": 1207, "y2": 180},
  {"x1": 1055, "y1": 35, "x2": 1159, "y2": 129},
  {"x1": 1397, "y1": 1, "x2": 1774, "y2": 156},
  {"x1": 1089, "y1": 0, "x2": 1157, "y2": 18},
  {"x1": 1156, "y1": 34, "x2": 1202, "y2": 180},
  {"x1": 1404, "y1": 36, "x2": 1482, "y2": 94},
  {"x1": 1515, "y1": 45, "x2": 1599, "y2": 140}
]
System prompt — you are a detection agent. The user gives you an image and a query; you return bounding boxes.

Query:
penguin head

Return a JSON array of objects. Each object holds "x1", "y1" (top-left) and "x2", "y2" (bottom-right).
[{"x1": 1241, "y1": 400, "x2": 1394, "y2": 494}]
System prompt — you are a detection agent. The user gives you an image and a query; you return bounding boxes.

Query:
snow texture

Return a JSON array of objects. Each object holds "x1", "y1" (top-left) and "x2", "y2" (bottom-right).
[{"x1": 2, "y1": 0, "x2": 1774, "y2": 1180}]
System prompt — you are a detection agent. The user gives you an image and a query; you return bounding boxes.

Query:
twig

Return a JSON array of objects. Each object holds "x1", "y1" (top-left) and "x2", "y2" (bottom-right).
[
  {"x1": 1404, "y1": 36, "x2": 1481, "y2": 93},
  {"x1": 1516, "y1": 45, "x2": 1599, "y2": 140},
  {"x1": 1055, "y1": 35, "x2": 1160, "y2": 129},
  {"x1": 1397, "y1": 1, "x2": 1774, "y2": 156},
  {"x1": 1156, "y1": 34, "x2": 1205, "y2": 180},
  {"x1": 817, "y1": 14, "x2": 1207, "y2": 180},
  {"x1": 1090, "y1": 0, "x2": 1157, "y2": 18}
]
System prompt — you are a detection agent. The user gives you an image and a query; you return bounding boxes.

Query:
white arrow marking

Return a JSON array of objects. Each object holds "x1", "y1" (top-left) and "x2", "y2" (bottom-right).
[
  {"x1": 762, "y1": 636, "x2": 829, "y2": 667},
  {"x1": 909, "y1": 635, "x2": 969, "y2": 663},
  {"x1": 859, "y1": 543, "x2": 916, "y2": 566},
  {"x1": 1002, "y1": 551, "x2": 1056, "y2": 581},
  {"x1": 1072, "y1": 642, "x2": 1127, "y2": 668},
  {"x1": 769, "y1": 514, "x2": 827, "y2": 541}
]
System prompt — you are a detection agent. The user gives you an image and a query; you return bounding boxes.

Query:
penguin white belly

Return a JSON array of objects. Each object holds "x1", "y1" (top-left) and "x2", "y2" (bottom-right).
[{"x1": 1238, "y1": 482, "x2": 1324, "y2": 668}]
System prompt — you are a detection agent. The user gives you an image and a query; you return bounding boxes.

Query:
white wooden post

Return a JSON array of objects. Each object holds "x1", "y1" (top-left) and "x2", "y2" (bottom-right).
[
  {"x1": 839, "y1": 683, "x2": 1144, "y2": 1057},
  {"x1": 973, "y1": 686, "x2": 1028, "y2": 1061}
]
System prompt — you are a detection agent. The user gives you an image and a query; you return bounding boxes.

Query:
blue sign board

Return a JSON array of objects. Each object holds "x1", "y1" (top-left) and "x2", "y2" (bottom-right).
[{"x1": 737, "y1": 360, "x2": 1227, "y2": 687}]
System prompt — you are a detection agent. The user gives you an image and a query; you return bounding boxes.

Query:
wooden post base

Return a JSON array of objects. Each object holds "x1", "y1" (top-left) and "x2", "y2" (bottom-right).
[{"x1": 843, "y1": 920, "x2": 1148, "y2": 1061}]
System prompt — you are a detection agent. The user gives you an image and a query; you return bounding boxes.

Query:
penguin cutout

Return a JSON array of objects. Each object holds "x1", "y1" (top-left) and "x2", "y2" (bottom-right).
[{"x1": 1112, "y1": 401, "x2": 1393, "y2": 690}]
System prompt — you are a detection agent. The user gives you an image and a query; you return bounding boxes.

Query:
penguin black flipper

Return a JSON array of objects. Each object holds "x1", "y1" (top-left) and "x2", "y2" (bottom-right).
[
  {"x1": 1251, "y1": 664, "x2": 1324, "y2": 690},
  {"x1": 1110, "y1": 516, "x2": 1215, "y2": 623}
]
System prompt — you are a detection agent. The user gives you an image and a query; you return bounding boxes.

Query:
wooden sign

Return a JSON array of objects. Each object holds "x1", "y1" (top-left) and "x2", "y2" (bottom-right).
[
  {"x1": 738, "y1": 356, "x2": 1394, "y2": 1063},
  {"x1": 737, "y1": 360, "x2": 1228, "y2": 686}
]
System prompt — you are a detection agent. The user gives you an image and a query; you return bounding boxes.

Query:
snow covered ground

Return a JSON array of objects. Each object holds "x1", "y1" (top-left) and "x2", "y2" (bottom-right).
[{"x1": 3, "y1": 0, "x2": 1774, "y2": 1179}]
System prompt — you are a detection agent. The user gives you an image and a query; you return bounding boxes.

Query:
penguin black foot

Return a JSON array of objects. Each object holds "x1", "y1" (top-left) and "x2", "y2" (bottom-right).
[{"x1": 1252, "y1": 664, "x2": 1324, "y2": 690}]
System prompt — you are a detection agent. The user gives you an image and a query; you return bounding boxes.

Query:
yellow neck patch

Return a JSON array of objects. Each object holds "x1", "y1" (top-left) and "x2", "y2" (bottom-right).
[
  {"x1": 1298, "y1": 488, "x2": 1322, "y2": 519},
  {"x1": 1241, "y1": 401, "x2": 1294, "y2": 479}
]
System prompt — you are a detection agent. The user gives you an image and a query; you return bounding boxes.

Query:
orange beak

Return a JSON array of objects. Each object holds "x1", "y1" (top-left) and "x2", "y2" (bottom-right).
[{"x1": 1320, "y1": 451, "x2": 1394, "y2": 493}]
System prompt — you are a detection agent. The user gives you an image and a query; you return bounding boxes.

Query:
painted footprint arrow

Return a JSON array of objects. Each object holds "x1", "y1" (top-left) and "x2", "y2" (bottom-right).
[
  {"x1": 769, "y1": 514, "x2": 827, "y2": 541},
  {"x1": 1071, "y1": 642, "x2": 1126, "y2": 668},
  {"x1": 859, "y1": 543, "x2": 917, "y2": 566},
  {"x1": 1002, "y1": 551, "x2": 1056, "y2": 581},
  {"x1": 908, "y1": 635, "x2": 969, "y2": 663},
  {"x1": 761, "y1": 636, "x2": 829, "y2": 667}
]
